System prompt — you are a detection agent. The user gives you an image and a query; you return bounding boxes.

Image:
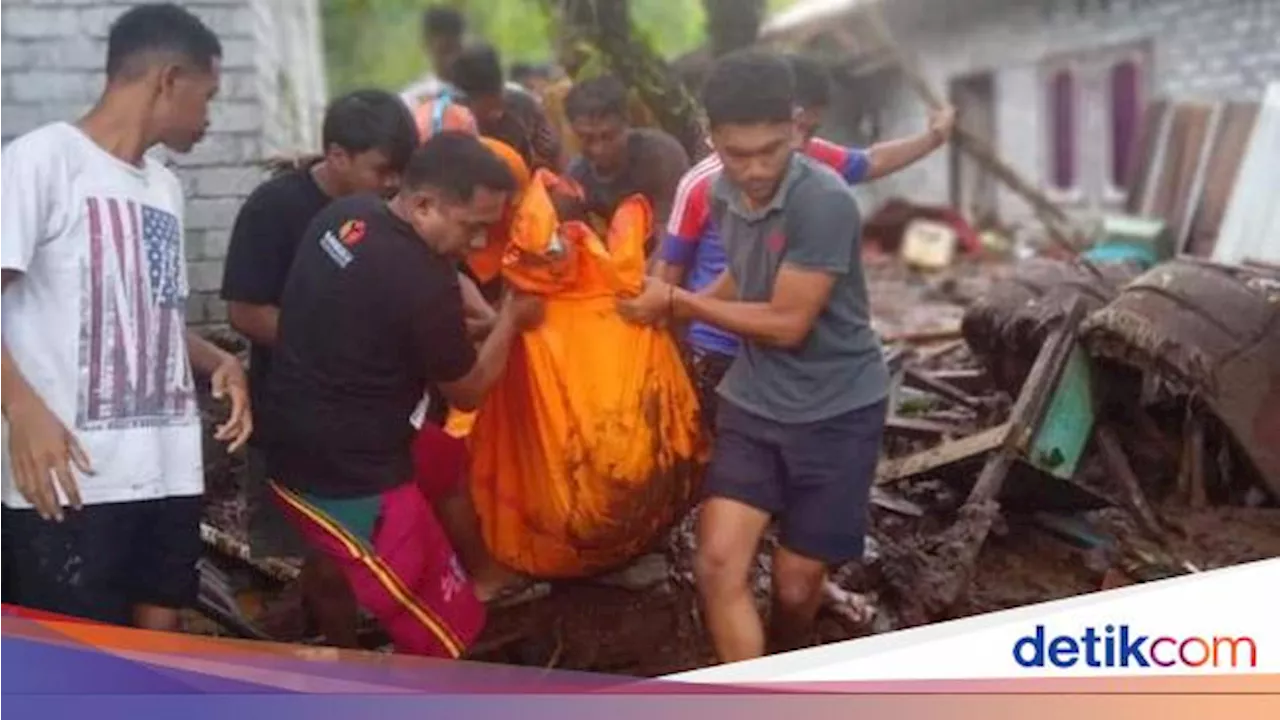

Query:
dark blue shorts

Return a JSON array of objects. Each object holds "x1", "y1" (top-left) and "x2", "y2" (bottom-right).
[
  {"x1": 1, "y1": 496, "x2": 203, "y2": 625},
  {"x1": 706, "y1": 398, "x2": 888, "y2": 565}
]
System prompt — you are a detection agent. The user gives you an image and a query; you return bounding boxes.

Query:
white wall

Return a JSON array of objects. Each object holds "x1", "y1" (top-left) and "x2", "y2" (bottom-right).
[
  {"x1": 1, "y1": 0, "x2": 327, "y2": 325},
  {"x1": 827, "y1": 0, "x2": 1280, "y2": 227}
]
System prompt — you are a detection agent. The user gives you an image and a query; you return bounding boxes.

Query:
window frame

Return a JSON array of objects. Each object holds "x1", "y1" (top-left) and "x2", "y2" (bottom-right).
[
  {"x1": 1042, "y1": 59, "x2": 1084, "y2": 204},
  {"x1": 1102, "y1": 48, "x2": 1148, "y2": 204}
]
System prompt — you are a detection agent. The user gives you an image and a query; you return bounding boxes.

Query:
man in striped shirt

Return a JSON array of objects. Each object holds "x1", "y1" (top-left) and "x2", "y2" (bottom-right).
[{"x1": 655, "y1": 55, "x2": 955, "y2": 426}]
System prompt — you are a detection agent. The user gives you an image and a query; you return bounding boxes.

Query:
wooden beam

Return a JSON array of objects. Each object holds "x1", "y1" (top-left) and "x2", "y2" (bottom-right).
[
  {"x1": 882, "y1": 326, "x2": 962, "y2": 345},
  {"x1": 876, "y1": 421, "x2": 1010, "y2": 484},
  {"x1": 903, "y1": 366, "x2": 986, "y2": 410},
  {"x1": 885, "y1": 415, "x2": 967, "y2": 440},
  {"x1": 924, "y1": 368, "x2": 990, "y2": 394},
  {"x1": 968, "y1": 297, "x2": 1086, "y2": 500},
  {"x1": 1097, "y1": 425, "x2": 1168, "y2": 539}
]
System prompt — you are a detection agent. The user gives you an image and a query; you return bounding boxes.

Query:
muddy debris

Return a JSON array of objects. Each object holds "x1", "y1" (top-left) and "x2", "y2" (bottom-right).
[{"x1": 190, "y1": 259, "x2": 1278, "y2": 677}]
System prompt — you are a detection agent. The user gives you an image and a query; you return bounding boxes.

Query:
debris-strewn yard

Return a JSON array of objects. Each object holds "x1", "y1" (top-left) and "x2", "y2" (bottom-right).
[{"x1": 193, "y1": 255, "x2": 1280, "y2": 676}]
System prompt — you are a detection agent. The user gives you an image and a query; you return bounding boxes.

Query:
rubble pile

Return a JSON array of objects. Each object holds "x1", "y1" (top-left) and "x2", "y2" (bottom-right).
[{"x1": 191, "y1": 256, "x2": 1279, "y2": 676}]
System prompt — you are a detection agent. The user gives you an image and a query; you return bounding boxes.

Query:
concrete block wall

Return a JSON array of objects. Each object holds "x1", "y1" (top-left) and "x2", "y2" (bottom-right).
[
  {"x1": 840, "y1": 0, "x2": 1280, "y2": 225},
  {"x1": 1, "y1": 0, "x2": 326, "y2": 326}
]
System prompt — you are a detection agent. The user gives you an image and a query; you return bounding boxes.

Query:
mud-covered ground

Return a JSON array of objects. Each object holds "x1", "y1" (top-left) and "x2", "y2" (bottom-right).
[
  {"x1": 194, "y1": 259, "x2": 1280, "y2": 676},
  {"x1": 462, "y1": 498, "x2": 1280, "y2": 676}
]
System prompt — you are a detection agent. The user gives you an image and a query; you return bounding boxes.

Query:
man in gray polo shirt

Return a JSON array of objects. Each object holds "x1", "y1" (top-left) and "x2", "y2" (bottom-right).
[{"x1": 618, "y1": 51, "x2": 888, "y2": 663}]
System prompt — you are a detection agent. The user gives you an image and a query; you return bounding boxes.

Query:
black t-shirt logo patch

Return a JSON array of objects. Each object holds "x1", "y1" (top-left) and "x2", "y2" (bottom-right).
[
  {"x1": 320, "y1": 218, "x2": 363, "y2": 269},
  {"x1": 339, "y1": 219, "x2": 367, "y2": 247}
]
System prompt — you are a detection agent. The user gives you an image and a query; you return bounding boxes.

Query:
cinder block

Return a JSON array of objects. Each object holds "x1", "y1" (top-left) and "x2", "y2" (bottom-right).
[
  {"x1": 188, "y1": 259, "x2": 227, "y2": 294},
  {"x1": 1, "y1": 7, "x2": 82, "y2": 38},
  {"x1": 186, "y1": 197, "x2": 243, "y2": 231},
  {"x1": 7, "y1": 71, "x2": 97, "y2": 103}
]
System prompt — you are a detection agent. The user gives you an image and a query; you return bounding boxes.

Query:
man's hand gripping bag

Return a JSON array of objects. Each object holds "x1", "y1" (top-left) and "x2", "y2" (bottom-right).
[{"x1": 457, "y1": 170, "x2": 707, "y2": 578}]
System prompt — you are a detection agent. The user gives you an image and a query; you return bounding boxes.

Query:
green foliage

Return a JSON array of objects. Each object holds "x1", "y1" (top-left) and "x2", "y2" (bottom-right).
[
  {"x1": 322, "y1": 0, "x2": 802, "y2": 98},
  {"x1": 323, "y1": 0, "x2": 554, "y2": 97}
]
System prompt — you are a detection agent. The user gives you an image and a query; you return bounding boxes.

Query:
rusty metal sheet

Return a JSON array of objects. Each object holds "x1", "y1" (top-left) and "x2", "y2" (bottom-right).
[{"x1": 1080, "y1": 258, "x2": 1280, "y2": 496}]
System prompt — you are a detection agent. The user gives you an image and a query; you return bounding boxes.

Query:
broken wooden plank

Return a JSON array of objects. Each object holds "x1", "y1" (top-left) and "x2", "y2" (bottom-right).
[
  {"x1": 916, "y1": 335, "x2": 962, "y2": 358},
  {"x1": 870, "y1": 487, "x2": 925, "y2": 517},
  {"x1": 883, "y1": 344, "x2": 915, "y2": 370},
  {"x1": 903, "y1": 366, "x2": 986, "y2": 410},
  {"x1": 196, "y1": 557, "x2": 273, "y2": 641},
  {"x1": 907, "y1": 297, "x2": 1088, "y2": 618},
  {"x1": 981, "y1": 295, "x2": 1088, "y2": 483},
  {"x1": 876, "y1": 422, "x2": 1010, "y2": 484},
  {"x1": 884, "y1": 415, "x2": 967, "y2": 440},
  {"x1": 1096, "y1": 425, "x2": 1167, "y2": 540},
  {"x1": 1026, "y1": 342, "x2": 1097, "y2": 481},
  {"x1": 883, "y1": 327, "x2": 962, "y2": 345},
  {"x1": 1177, "y1": 411, "x2": 1208, "y2": 508},
  {"x1": 923, "y1": 368, "x2": 989, "y2": 394},
  {"x1": 200, "y1": 522, "x2": 301, "y2": 584},
  {"x1": 919, "y1": 409, "x2": 979, "y2": 425}
]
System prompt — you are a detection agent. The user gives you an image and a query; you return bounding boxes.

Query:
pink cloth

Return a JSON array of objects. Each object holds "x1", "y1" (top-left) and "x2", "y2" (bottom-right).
[{"x1": 271, "y1": 480, "x2": 485, "y2": 658}]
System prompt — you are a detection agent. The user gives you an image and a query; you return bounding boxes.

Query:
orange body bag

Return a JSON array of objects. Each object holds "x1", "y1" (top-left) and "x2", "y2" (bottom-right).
[{"x1": 451, "y1": 170, "x2": 707, "y2": 578}]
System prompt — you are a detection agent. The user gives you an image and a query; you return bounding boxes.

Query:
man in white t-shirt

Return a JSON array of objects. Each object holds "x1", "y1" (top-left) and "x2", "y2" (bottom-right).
[{"x1": 0, "y1": 3, "x2": 252, "y2": 632}]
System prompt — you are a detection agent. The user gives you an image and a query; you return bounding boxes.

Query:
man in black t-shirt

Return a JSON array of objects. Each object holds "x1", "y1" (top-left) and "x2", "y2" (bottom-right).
[
  {"x1": 265, "y1": 133, "x2": 542, "y2": 658},
  {"x1": 220, "y1": 89, "x2": 417, "y2": 646}
]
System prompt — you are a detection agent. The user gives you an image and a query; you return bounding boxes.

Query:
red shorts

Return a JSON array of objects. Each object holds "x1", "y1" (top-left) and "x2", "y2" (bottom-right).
[
  {"x1": 270, "y1": 480, "x2": 485, "y2": 658},
  {"x1": 412, "y1": 423, "x2": 468, "y2": 501}
]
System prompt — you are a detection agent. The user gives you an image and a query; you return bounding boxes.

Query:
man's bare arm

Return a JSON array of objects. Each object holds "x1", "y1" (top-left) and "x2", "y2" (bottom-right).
[
  {"x1": 2, "y1": 270, "x2": 90, "y2": 519},
  {"x1": 864, "y1": 106, "x2": 955, "y2": 180},
  {"x1": 437, "y1": 294, "x2": 542, "y2": 412},
  {"x1": 699, "y1": 268, "x2": 737, "y2": 301},
  {"x1": 186, "y1": 329, "x2": 238, "y2": 376},
  {"x1": 185, "y1": 329, "x2": 253, "y2": 453},
  {"x1": 2, "y1": 272, "x2": 40, "y2": 416},
  {"x1": 653, "y1": 260, "x2": 686, "y2": 286},
  {"x1": 227, "y1": 302, "x2": 279, "y2": 347},
  {"x1": 458, "y1": 272, "x2": 498, "y2": 340},
  {"x1": 671, "y1": 264, "x2": 832, "y2": 349}
]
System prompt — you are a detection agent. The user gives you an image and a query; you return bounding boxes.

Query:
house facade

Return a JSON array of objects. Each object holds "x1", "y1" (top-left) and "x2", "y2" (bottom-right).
[
  {"x1": 1, "y1": 0, "x2": 328, "y2": 325},
  {"x1": 766, "y1": 0, "x2": 1280, "y2": 229}
]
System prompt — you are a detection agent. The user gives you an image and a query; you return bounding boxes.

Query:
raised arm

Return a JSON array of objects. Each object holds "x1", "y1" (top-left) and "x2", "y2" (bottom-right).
[{"x1": 864, "y1": 105, "x2": 955, "y2": 180}]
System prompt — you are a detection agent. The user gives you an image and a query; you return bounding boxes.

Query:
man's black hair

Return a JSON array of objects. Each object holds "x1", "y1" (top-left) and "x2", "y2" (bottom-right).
[
  {"x1": 564, "y1": 75, "x2": 628, "y2": 121},
  {"x1": 702, "y1": 50, "x2": 794, "y2": 127},
  {"x1": 403, "y1": 131, "x2": 517, "y2": 201},
  {"x1": 422, "y1": 6, "x2": 465, "y2": 40},
  {"x1": 105, "y1": 3, "x2": 222, "y2": 79},
  {"x1": 788, "y1": 54, "x2": 832, "y2": 109},
  {"x1": 451, "y1": 43, "x2": 505, "y2": 97},
  {"x1": 322, "y1": 89, "x2": 419, "y2": 172}
]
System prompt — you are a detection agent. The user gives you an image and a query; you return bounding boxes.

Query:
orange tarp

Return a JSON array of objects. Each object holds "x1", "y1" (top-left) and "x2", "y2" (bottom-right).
[{"x1": 452, "y1": 169, "x2": 706, "y2": 578}]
